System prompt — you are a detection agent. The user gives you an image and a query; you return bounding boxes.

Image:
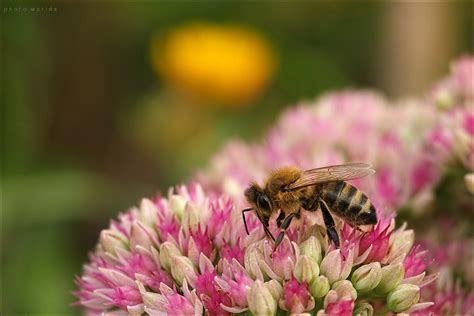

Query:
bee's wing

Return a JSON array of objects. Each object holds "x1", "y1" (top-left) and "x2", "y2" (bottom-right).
[{"x1": 288, "y1": 163, "x2": 375, "y2": 190}]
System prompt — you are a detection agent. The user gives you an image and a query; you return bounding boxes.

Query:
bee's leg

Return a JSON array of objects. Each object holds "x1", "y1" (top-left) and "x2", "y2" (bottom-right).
[
  {"x1": 263, "y1": 225, "x2": 276, "y2": 241},
  {"x1": 275, "y1": 212, "x2": 297, "y2": 247},
  {"x1": 319, "y1": 200, "x2": 340, "y2": 248},
  {"x1": 276, "y1": 211, "x2": 285, "y2": 228},
  {"x1": 258, "y1": 215, "x2": 276, "y2": 241},
  {"x1": 241, "y1": 208, "x2": 253, "y2": 235}
]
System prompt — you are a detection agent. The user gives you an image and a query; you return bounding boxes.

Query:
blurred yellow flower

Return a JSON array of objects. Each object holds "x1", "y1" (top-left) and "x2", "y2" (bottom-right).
[{"x1": 152, "y1": 23, "x2": 275, "y2": 106}]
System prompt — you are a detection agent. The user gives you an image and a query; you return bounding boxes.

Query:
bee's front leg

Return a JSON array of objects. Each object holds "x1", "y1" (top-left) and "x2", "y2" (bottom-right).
[
  {"x1": 276, "y1": 211, "x2": 285, "y2": 228},
  {"x1": 275, "y1": 212, "x2": 297, "y2": 248}
]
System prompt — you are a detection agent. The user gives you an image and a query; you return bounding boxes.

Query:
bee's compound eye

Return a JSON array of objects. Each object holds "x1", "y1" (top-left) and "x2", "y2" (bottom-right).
[{"x1": 257, "y1": 194, "x2": 272, "y2": 211}]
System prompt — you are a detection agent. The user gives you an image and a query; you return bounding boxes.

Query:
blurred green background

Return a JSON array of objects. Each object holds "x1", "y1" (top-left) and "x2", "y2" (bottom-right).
[{"x1": 1, "y1": 1, "x2": 472, "y2": 314}]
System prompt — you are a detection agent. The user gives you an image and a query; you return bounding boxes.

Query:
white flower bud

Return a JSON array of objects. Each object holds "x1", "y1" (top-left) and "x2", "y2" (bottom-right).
[
  {"x1": 294, "y1": 255, "x2": 320, "y2": 283},
  {"x1": 320, "y1": 249, "x2": 353, "y2": 284},
  {"x1": 130, "y1": 221, "x2": 156, "y2": 250},
  {"x1": 375, "y1": 263, "x2": 405, "y2": 294},
  {"x1": 309, "y1": 275, "x2": 330, "y2": 298},
  {"x1": 138, "y1": 198, "x2": 158, "y2": 227},
  {"x1": 351, "y1": 262, "x2": 382, "y2": 292},
  {"x1": 266, "y1": 279, "x2": 283, "y2": 301},
  {"x1": 170, "y1": 256, "x2": 196, "y2": 287},
  {"x1": 247, "y1": 280, "x2": 277, "y2": 315},
  {"x1": 159, "y1": 241, "x2": 181, "y2": 272},
  {"x1": 244, "y1": 243, "x2": 265, "y2": 279},
  {"x1": 387, "y1": 283, "x2": 420, "y2": 312},
  {"x1": 354, "y1": 302, "x2": 374, "y2": 316},
  {"x1": 182, "y1": 202, "x2": 199, "y2": 232},
  {"x1": 99, "y1": 229, "x2": 128, "y2": 255},
  {"x1": 332, "y1": 280, "x2": 357, "y2": 301},
  {"x1": 169, "y1": 195, "x2": 186, "y2": 220},
  {"x1": 299, "y1": 236, "x2": 322, "y2": 264}
]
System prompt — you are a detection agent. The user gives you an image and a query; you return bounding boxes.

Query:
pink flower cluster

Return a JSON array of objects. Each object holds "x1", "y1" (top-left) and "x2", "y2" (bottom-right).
[
  {"x1": 74, "y1": 184, "x2": 434, "y2": 315},
  {"x1": 198, "y1": 90, "x2": 439, "y2": 214},
  {"x1": 427, "y1": 55, "x2": 474, "y2": 194},
  {"x1": 75, "y1": 55, "x2": 474, "y2": 315}
]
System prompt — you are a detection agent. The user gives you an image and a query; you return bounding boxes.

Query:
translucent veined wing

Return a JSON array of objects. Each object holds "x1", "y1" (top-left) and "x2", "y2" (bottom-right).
[{"x1": 287, "y1": 163, "x2": 375, "y2": 190}]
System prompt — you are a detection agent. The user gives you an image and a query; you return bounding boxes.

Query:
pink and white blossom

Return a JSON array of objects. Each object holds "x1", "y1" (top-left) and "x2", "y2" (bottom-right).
[{"x1": 74, "y1": 184, "x2": 431, "y2": 314}]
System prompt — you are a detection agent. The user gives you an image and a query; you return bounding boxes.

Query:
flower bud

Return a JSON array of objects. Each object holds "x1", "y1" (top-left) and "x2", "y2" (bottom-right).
[
  {"x1": 98, "y1": 267, "x2": 136, "y2": 287},
  {"x1": 393, "y1": 228, "x2": 415, "y2": 250},
  {"x1": 99, "y1": 229, "x2": 128, "y2": 255},
  {"x1": 169, "y1": 195, "x2": 186, "y2": 220},
  {"x1": 354, "y1": 302, "x2": 374, "y2": 316},
  {"x1": 138, "y1": 198, "x2": 158, "y2": 227},
  {"x1": 128, "y1": 303, "x2": 145, "y2": 316},
  {"x1": 247, "y1": 280, "x2": 277, "y2": 315},
  {"x1": 385, "y1": 227, "x2": 414, "y2": 263},
  {"x1": 137, "y1": 281, "x2": 162, "y2": 310},
  {"x1": 351, "y1": 262, "x2": 382, "y2": 292},
  {"x1": 320, "y1": 249, "x2": 353, "y2": 284},
  {"x1": 299, "y1": 236, "x2": 322, "y2": 264},
  {"x1": 387, "y1": 283, "x2": 420, "y2": 312},
  {"x1": 465, "y1": 173, "x2": 474, "y2": 195},
  {"x1": 266, "y1": 279, "x2": 283, "y2": 301},
  {"x1": 294, "y1": 255, "x2": 320, "y2": 283},
  {"x1": 309, "y1": 275, "x2": 330, "y2": 298},
  {"x1": 332, "y1": 280, "x2": 357, "y2": 301},
  {"x1": 244, "y1": 243, "x2": 265, "y2": 279},
  {"x1": 182, "y1": 202, "x2": 199, "y2": 232},
  {"x1": 130, "y1": 221, "x2": 155, "y2": 250},
  {"x1": 159, "y1": 241, "x2": 181, "y2": 272},
  {"x1": 170, "y1": 256, "x2": 196, "y2": 286},
  {"x1": 374, "y1": 263, "x2": 404, "y2": 294}
]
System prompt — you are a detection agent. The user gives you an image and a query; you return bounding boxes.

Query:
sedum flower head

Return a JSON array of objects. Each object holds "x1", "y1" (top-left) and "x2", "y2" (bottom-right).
[
  {"x1": 74, "y1": 184, "x2": 433, "y2": 314},
  {"x1": 427, "y1": 55, "x2": 474, "y2": 193},
  {"x1": 198, "y1": 89, "x2": 441, "y2": 220},
  {"x1": 75, "y1": 55, "x2": 474, "y2": 315}
]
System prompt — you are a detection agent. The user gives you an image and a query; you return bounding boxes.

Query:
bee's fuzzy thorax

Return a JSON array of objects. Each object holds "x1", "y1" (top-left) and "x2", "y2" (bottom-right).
[{"x1": 265, "y1": 166, "x2": 303, "y2": 195}]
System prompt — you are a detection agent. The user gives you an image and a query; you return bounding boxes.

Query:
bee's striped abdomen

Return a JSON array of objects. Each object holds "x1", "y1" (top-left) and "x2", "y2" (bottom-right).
[{"x1": 320, "y1": 181, "x2": 376, "y2": 225}]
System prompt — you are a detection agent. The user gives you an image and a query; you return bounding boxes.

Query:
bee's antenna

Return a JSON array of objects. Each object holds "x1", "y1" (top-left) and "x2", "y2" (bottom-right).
[{"x1": 241, "y1": 208, "x2": 253, "y2": 235}]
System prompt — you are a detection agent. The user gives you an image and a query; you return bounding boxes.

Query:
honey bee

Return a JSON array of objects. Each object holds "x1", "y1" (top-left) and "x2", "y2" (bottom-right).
[{"x1": 242, "y1": 163, "x2": 377, "y2": 248}]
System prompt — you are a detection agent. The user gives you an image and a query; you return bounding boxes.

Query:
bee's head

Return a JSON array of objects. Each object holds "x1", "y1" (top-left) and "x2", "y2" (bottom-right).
[
  {"x1": 244, "y1": 184, "x2": 273, "y2": 221},
  {"x1": 242, "y1": 184, "x2": 276, "y2": 240}
]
